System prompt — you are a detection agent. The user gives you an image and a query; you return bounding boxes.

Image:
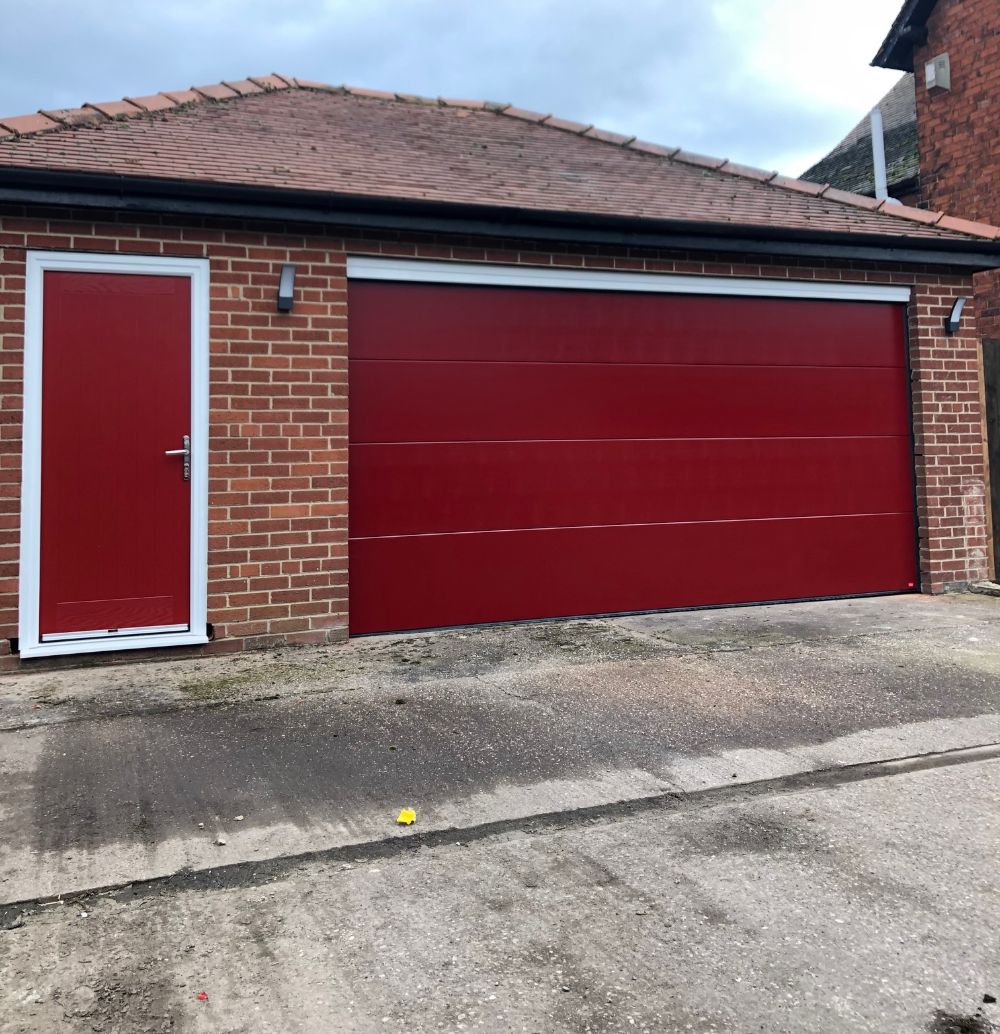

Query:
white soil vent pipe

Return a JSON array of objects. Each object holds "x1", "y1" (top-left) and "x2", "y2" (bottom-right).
[{"x1": 870, "y1": 107, "x2": 901, "y2": 205}]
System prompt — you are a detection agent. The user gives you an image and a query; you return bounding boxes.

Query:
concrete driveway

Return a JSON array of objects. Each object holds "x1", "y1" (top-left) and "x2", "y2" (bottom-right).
[{"x1": 1, "y1": 592, "x2": 1000, "y2": 1032}]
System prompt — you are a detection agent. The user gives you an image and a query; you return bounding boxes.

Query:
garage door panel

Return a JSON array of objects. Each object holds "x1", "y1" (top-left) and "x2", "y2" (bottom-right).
[
  {"x1": 349, "y1": 514, "x2": 917, "y2": 634},
  {"x1": 351, "y1": 437, "x2": 915, "y2": 537},
  {"x1": 350, "y1": 282, "x2": 906, "y2": 368},
  {"x1": 351, "y1": 360, "x2": 911, "y2": 443}
]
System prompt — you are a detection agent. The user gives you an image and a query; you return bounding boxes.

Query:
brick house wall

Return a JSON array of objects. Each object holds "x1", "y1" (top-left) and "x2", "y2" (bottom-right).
[
  {"x1": 908, "y1": 0, "x2": 1000, "y2": 341},
  {"x1": 0, "y1": 204, "x2": 990, "y2": 664}
]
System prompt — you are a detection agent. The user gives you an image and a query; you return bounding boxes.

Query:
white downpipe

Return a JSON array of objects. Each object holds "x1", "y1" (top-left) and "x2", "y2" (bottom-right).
[{"x1": 870, "y1": 107, "x2": 889, "y2": 201}]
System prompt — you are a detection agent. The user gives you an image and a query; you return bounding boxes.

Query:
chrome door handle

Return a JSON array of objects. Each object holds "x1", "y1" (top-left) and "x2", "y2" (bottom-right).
[{"x1": 164, "y1": 434, "x2": 191, "y2": 481}]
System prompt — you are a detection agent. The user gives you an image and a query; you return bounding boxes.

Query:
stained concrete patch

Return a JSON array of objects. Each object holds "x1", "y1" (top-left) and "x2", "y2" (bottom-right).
[
  {"x1": 0, "y1": 616, "x2": 662, "y2": 731},
  {"x1": 2, "y1": 593, "x2": 998, "y2": 733},
  {"x1": 677, "y1": 809, "x2": 823, "y2": 856}
]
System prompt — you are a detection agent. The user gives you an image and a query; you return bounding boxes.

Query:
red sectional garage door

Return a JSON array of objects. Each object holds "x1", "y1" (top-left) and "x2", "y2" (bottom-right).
[{"x1": 348, "y1": 279, "x2": 917, "y2": 634}]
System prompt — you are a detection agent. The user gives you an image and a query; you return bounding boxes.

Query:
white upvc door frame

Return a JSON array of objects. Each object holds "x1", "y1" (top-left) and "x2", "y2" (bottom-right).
[
  {"x1": 346, "y1": 256, "x2": 913, "y2": 304},
  {"x1": 19, "y1": 251, "x2": 210, "y2": 658}
]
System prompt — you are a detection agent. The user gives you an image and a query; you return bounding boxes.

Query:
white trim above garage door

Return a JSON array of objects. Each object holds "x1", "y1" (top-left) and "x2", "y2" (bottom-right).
[{"x1": 347, "y1": 256, "x2": 912, "y2": 304}]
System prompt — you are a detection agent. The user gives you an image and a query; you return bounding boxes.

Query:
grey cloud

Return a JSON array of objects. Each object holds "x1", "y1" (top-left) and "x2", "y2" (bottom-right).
[{"x1": 1, "y1": 0, "x2": 855, "y2": 174}]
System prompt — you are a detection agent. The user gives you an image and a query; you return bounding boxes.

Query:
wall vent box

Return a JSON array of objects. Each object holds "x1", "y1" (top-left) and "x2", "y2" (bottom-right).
[{"x1": 925, "y1": 53, "x2": 951, "y2": 90}]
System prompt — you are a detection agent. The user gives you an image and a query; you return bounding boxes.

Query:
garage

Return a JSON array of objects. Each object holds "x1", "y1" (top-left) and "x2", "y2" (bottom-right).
[
  {"x1": 347, "y1": 259, "x2": 918, "y2": 634},
  {"x1": 2, "y1": 77, "x2": 996, "y2": 661}
]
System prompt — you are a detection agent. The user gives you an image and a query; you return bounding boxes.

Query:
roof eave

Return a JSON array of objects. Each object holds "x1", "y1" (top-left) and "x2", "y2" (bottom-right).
[
  {"x1": 1, "y1": 167, "x2": 997, "y2": 270},
  {"x1": 873, "y1": 0, "x2": 936, "y2": 70}
]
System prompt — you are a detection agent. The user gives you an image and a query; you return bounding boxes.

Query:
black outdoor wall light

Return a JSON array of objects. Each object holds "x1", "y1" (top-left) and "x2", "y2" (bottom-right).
[
  {"x1": 277, "y1": 263, "x2": 297, "y2": 312},
  {"x1": 945, "y1": 296, "x2": 966, "y2": 335}
]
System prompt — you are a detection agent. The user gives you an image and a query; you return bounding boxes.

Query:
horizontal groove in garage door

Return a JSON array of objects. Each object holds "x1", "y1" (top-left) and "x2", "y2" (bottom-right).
[
  {"x1": 349, "y1": 436, "x2": 914, "y2": 537},
  {"x1": 358, "y1": 358, "x2": 905, "y2": 369},
  {"x1": 351, "y1": 512, "x2": 915, "y2": 541}
]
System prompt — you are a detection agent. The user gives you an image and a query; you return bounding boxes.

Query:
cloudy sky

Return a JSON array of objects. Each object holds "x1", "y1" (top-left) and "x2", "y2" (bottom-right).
[{"x1": 2, "y1": 0, "x2": 906, "y2": 176}]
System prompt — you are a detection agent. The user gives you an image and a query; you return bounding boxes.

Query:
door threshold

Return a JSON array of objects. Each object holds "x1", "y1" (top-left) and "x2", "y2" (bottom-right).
[{"x1": 19, "y1": 630, "x2": 210, "y2": 659}]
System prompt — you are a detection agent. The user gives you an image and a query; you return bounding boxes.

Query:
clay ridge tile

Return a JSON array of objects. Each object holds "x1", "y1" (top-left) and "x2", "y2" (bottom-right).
[
  {"x1": 542, "y1": 115, "x2": 592, "y2": 134},
  {"x1": 163, "y1": 90, "x2": 202, "y2": 105},
  {"x1": 584, "y1": 126, "x2": 635, "y2": 146},
  {"x1": 439, "y1": 98, "x2": 488, "y2": 110},
  {"x1": 250, "y1": 75, "x2": 294, "y2": 91},
  {"x1": 192, "y1": 83, "x2": 239, "y2": 101},
  {"x1": 629, "y1": 139, "x2": 681, "y2": 158},
  {"x1": 84, "y1": 99, "x2": 144, "y2": 119},
  {"x1": 935, "y1": 214, "x2": 1000, "y2": 240},
  {"x1": 222, "y1": 79, "x2": 265, "y2": 97},
  {"x1": 291, "y1": 79, "x2": 344, "y2": 93},
  {"x1": 126, "y1": 94, "x2": 177, "y2": 113},
  {"x1": 0, "y1": 113, "x2": 61, "y2": 136},
  {"x1": 343, "y1": 85, "x2": 396, "y2": 100},
  {"x1": 717, "y1": 160, "x2": 777, "y2": 182},
  {"x1": 502, "y1": 106, "x2": 550, "y2": 123},
  {"x1": 670, "y1": 149, "x2": 728, "y2": 170},
  {"x1": 816, "y1": 186, "x2": 883, "y2": 210},
  {"x1": 769, "y1": 174, "x2": 828, "y2": 196},
  {"x1": 40, "y1": 107, "x2": 106, "y2": 128}
]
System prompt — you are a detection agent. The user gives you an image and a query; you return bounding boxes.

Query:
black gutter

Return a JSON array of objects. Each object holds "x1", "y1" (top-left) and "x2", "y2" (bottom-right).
[
  {"x1": 872, "y1": 0, "x2": 935, "y2": 70},
  {"x1": 2, "y1": 166, "x2": 998, "y2": 271}
]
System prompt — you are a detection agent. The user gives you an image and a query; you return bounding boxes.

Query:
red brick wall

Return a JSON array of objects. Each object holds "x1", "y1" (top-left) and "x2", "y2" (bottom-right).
[
  {"x1": 0, "y1": 204, "x2": 989, "y2": 664},
  {"x1": 911, "y1": 0, "x2": 1000, "y2": 340},
  {"x1": 909, "y1": 287, "x2": 991, "y2": 587}
]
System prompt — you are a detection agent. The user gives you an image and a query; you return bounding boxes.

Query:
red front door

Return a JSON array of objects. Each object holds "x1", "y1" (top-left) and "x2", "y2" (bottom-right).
[{"x1": 38, "y1": 271, "x2": 192, "y2": 639}]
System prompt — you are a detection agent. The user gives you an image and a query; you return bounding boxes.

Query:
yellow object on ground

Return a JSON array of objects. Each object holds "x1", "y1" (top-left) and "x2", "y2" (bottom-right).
[{"x1": 396, "y1": 808, "x2": 416, "y2": 826}]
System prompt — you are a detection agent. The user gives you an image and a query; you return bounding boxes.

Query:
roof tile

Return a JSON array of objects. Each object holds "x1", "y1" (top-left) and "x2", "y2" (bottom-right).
[
  {"x1": 192, "y1": 83, "x2": 239, "y2": 101},
  {"x1": 584, "y1": 126, "x2": 635, "y2": 145},
  {"x1": 672, "y1": 150, "x2": 728, "y2": 170},
  {"x1": 249, "y1": 75, "x2": 293, "y2": 91},
  {"x1": 876, "y1": 202, "x2": 941, "y2": 225},
  {"x1": 84, "y1": 99, "x2": 143, "y2": 119},
  {"x1": 718, "y1": 160, "x2": 777, "y2": 182},
  {"x1": 820, "y1": 186, "x2": 883, "y2": 210},
  {"x1": 769, "y1": 175, "x2": 828, "y2": 196},
  {"x1": 542, "y1": 115, "x2": 592, "y2": 134},
  {"x1": 502, "y1": 106, "x2": 549, "y2": 123},
  {"x1": 126, "y1": 94, "x2": 177, "y2": 113},
  {"x1": 0, "y1": 113, "x2": 61, "y2": 136},
  {"x1": 440, "y1": 98, "x2": 488, "y2": 110},
  {"x1": 343, "y1": 85, "x2": 397, "y2": 100},
  {"x1": 223, "y1": 79, "x2": 266, "y2": 96},
  {"x1": 935, "y1": 214, "x2": 1000, "y2": 240},
  {"x1": 40, "y1": 107, "x2": 106, "y2": 128},
  {"x1": 394, "y1": 92, "x2": 438, "y2": 106},
  {"x1": 291, "y1": 79, "x2": 341, "y2": 93},
  {"x1": 163, "y1": 90, "x2": 201, "y2": 105},
  {"x1": 628, "y1": 139, "x2": 681, "y2": 158}
]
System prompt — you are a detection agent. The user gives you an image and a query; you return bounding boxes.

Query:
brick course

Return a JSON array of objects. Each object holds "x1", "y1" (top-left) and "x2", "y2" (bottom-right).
[{"x1": 0, "y1": 204, "x2": 989, "y2": 666}]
